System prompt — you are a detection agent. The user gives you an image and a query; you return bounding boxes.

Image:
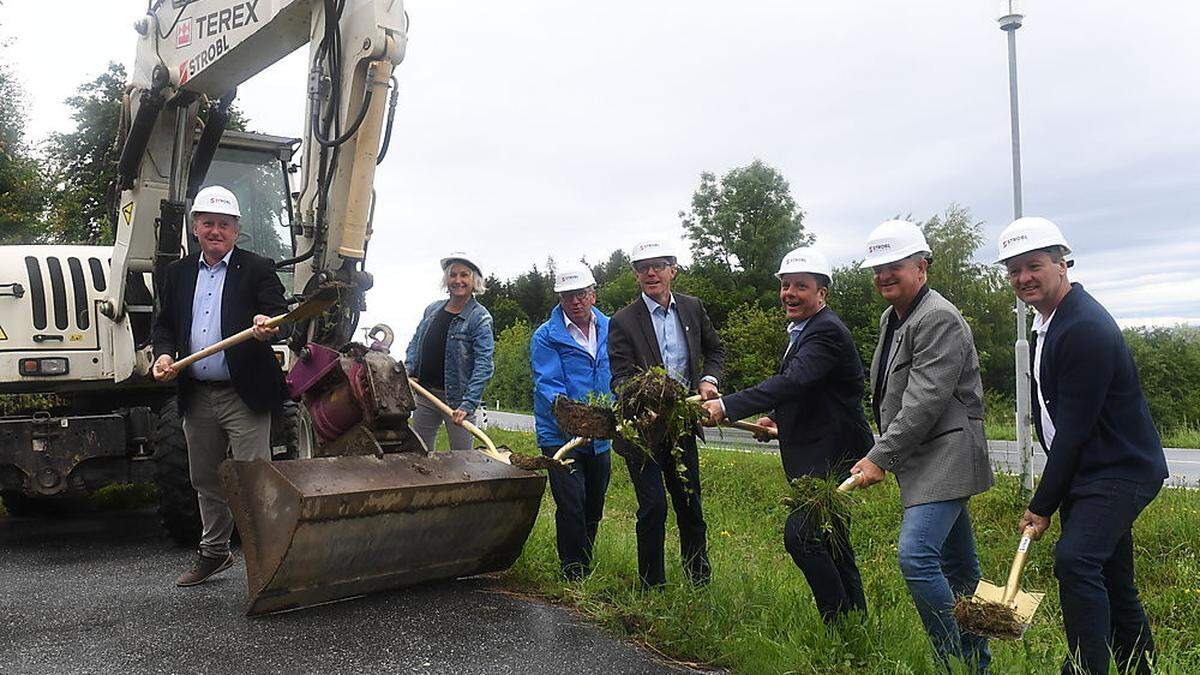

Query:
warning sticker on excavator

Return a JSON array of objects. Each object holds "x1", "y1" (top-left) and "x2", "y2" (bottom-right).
[
  {"x1": 0, "y1": 324, "x2": 7, "y2": 341},
  {"x1": 122, "y1": 202, "x2": 134, "y2": 225}
]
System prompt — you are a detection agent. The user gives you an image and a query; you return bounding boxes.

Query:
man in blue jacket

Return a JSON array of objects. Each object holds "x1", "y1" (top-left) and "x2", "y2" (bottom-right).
[
  {"x1": 701, "y1": 247, "x2": 874, "y2": 623},
  {"x1": 531, "y1": 265, "x2": 612, "y2": 581},
  {"x1": 997, "y1": 217, "x2": 1168, "y2": 675}
]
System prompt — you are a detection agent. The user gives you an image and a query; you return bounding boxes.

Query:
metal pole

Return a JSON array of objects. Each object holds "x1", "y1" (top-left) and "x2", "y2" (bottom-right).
[{"x1": 1005, "y1": 24, "x2": 1035, "y2": 495}]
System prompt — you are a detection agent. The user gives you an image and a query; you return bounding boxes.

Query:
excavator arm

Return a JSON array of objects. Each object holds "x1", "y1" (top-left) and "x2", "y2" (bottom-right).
[{"x1": 104, "y1": 0, "x2": 408, "y2": 365}]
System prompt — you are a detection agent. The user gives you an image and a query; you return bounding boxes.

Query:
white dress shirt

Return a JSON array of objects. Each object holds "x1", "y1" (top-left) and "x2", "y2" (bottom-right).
[
  {"x1": 1032, "y1": 309, "x2": 1057, "y2": 448},
  {"x1": 563, "y1": 311, "x2": 598, "y2": 358}
]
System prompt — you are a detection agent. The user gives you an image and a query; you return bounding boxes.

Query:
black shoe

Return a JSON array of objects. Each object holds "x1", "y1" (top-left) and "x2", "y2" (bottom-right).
[
  {"x1": 562, "y1": 563, "x2": 591, "y2": 582},
  {"x1": 176, "y1": 552, "x2": 235, "y2": 587}
]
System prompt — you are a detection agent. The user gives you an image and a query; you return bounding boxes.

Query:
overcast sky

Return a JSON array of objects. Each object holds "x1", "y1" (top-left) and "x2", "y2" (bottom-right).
[{"x1": 2, "y1": 1, "x2": 1197, "y2": 345}]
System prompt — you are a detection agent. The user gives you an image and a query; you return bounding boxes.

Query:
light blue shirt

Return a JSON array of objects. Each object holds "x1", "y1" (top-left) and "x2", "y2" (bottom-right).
[
  {"x1": 642, "y1": 292, "x2": 690, "y2": 387},
  {"x1": 783, "y1": 317, "x2": 812, "y2": 359},
  {"x1": 189, "y1": 251, "x2": 232, "y2": 381}
]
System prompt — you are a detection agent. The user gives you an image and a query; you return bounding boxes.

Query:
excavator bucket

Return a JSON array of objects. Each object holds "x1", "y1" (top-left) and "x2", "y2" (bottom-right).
[{"x1": 219, "y1": 450, "x2": 545, "y2": 615}]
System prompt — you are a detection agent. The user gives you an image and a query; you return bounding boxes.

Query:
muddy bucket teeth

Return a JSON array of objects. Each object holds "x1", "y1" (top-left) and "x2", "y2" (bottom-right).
[{"x1": 219, "y1": 451, "x2": 546, "y2": 615}]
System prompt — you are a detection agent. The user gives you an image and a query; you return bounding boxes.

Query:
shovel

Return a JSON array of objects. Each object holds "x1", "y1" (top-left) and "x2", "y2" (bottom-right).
[
  {"x1": 954, "y1": 526, "x2": 1045, "y2": 640},
  {"x1": 408, "y1": 379, "x2": 565, "y2": 470},
  {"x1": 169, "y1": 287, "x2": 339, "y2": 373}
]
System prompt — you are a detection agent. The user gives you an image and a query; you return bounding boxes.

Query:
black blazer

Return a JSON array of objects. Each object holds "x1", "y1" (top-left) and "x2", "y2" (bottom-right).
[
  {"x1": 152, "y1": 247, "x2": 290, "y2": 415},
  {"x1": 1028, "y1": 283, "x2": 1168, "y2": 516},
  {"x1": 608, "y1": 292, "x2": 724, "y2": 393},
  {"x1": 607, "y1": 292, "x2": 724, "y2": 451},
  {"x1": 721, "y1": 306, "x2": 873, "y2": 480}
]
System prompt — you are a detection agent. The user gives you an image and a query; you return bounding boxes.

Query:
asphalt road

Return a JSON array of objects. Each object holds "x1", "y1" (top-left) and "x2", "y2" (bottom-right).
[
  {"x1": 0, "y1": 509, "x2": 680, "y2": 675},
  {"x1": 486, "y1": 410, "x2": 1200, "y2": 485}
]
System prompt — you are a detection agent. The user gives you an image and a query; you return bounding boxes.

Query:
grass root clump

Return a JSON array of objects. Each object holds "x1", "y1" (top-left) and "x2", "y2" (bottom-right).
[
  {"x1": 553, "y1": 396, "x2": 617, "y2": 439},
  {"x1": 953, "y1": 597, "x2": 1024, "y2": 640}
]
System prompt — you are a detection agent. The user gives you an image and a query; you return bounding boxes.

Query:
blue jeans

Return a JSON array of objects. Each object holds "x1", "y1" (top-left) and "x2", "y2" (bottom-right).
[
  {"x1": 1055, "y1": 479, "x2": 1160, "y2": 675},
  {"x1": 899, "y1": 498, "x2": 991, "y2": 674}
]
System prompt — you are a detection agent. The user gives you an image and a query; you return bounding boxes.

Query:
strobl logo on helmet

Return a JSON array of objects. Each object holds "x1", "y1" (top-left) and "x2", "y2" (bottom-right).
[
  {"x1": 868, "y1": 243, "x2": 892, "y2": 254},
  {"x1": 1002, "y1": 234, "x2": 1029, "y2": 249}
]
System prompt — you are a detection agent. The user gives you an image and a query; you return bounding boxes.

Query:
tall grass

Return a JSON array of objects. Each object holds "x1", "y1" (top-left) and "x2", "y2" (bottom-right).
[{"x1": 492, "y1": 429, "x2": 1200, "y2": 674}]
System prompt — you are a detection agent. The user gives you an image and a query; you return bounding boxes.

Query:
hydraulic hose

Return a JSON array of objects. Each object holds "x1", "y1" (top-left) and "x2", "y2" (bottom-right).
[{"x1": 116, "y1": 88, "x2": 166, "y2": 190}]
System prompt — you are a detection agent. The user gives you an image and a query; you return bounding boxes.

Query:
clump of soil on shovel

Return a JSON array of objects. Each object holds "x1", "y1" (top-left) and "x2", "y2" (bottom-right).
[
  {"x1": 614, "y1": 368, "x2": 705, "y2": 465},
  {"x1": 553, "y1": 396, "x2": 617, "y2": 439},
  {"x1": 507, "y1": 452, "x2": 561, "y2": 471},
  {"x1": 953, "y1": 597, "x2": 1024, "y2": 640}
]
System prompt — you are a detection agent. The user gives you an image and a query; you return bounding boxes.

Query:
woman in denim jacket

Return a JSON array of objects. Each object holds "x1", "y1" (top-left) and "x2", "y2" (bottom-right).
[{"x1": 405, "y1": 253, "x2": 495, "y2": 452}]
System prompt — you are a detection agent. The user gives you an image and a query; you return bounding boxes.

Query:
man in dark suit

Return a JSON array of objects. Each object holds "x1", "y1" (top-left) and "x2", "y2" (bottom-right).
[
  {"x1": 700, "y1": 247, "x2": 873, "y2": 622},
  {"x1": 997, "y1": 217, "x2": 1168, "y2": 675},
  {"x1": 608, "y1": 239, "x2": 724, "y2": 588},
  {"x1": 151, "y1": 185, "x2": 289, "y2": 587}
]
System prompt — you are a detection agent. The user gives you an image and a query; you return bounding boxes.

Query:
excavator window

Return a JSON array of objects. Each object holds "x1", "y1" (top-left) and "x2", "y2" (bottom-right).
[{"x1": 197, "y1": 142, "x2": 295, "y2": 290}]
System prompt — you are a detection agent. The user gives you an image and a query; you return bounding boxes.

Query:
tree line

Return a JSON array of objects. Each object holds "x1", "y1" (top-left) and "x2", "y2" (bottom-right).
[
  {"x1": 481, "y1": 163, "x2": 1200, "y2": 442},
  {"x1": 0, "y1": 58, "x2": 247, "y2": 246}
]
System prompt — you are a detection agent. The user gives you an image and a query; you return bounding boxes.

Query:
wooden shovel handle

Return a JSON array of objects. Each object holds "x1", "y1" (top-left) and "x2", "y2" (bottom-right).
[
  {"x1": 836, "y1": 474, "x2": 861, "y2": 493},
  {"x1": 726, "y1": 419, "x2": 779, "y2": 437},
  {"x1": 552, "y1": 436, "x2": 589, "y2": 461},
  {"x1": 172, "y1": 312, "x2": 289, "y2": 372},
  {"x1": 408, "y1": 379, "x2": 506, "y2": 462},
  {"x1": 1002, "y1": 527, "x2": 1037, "y2": 605},
  {"x1": 686, "y1": 394, "x2": 780, "y2": 437}
]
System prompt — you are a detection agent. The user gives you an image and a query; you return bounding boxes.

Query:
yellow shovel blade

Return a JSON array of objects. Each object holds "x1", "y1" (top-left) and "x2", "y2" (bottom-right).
[{"x1": 972, "y1": 579, "x2": 1046, "y2": 625}]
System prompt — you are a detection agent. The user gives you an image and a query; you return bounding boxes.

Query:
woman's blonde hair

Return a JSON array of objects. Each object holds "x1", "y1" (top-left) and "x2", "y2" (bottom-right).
[{"x1": 441, "y1": 262, "x2": 487, "y2": 295}]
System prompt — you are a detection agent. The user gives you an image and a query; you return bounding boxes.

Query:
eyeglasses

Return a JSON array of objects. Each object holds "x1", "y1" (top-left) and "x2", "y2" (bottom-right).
[
  {"x1": 559, "y1": 288, "x2": 594, "y2": 302},
  {"x1": 633, "y1": 260, "x2": 671, "y2": 274}
]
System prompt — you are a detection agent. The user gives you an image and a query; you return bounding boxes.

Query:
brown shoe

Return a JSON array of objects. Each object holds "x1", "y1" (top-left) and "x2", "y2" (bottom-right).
[{"x1": 176, "y1": 552, "x2": 235, "y2": 587}]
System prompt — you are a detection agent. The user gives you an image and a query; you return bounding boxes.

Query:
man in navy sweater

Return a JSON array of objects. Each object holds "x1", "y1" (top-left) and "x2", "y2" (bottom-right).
[
  {"x1": 997, "y1": 217, "x2": 1168, "y2": 675},
  {"x1": 701, "y1": 247, "x2": 874, "y2": 622}
]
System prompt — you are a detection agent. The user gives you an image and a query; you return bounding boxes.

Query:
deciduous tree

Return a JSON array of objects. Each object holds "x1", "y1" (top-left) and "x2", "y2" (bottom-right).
[{"x1": 0, "y1": 42, "x2": 46, "y2": 243}]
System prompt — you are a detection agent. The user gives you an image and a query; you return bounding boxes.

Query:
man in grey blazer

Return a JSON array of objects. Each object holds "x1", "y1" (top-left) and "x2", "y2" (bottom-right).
[{"x1": 850, "y1": 220, "x2": 995, "y2": 674}]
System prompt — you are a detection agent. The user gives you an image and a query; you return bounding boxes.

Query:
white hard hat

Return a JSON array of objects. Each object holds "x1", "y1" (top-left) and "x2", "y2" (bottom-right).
[
  {"x1": 863, "y1": 220, "x2": 931, "y2": 268},
  {"x1": 191, "y1": 185, "x2": 241, "y2": 218},
  {"x1": 995, "y1": 216, "x2": 1072, "y2": 264},
  {"x1": 776, "y1": 246, "x2": 833, "y2": 282},
  {"x1": 440, "y1": 252, "x2": 482, "y2": 276},
  {"x1": 553, "y1": 265, "x2": 597, "y2": 293},
  {"x1": 629, "y1": 239, "x2": 677, "y2": 264}
]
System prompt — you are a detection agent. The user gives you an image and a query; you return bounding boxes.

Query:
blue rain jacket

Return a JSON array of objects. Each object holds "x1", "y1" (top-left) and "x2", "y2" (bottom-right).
[{"x1": 531, "y1": 305, "x2": 611, "y2": 453}]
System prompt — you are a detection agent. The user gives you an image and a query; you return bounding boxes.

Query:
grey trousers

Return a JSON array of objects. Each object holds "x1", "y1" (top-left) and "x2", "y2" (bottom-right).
[
  {"x1": 181, "y1": 381, "x2": 272, "y2": 558},
  {"x1": 410, "y1": 387, "x2": 477, "y2": 452}
]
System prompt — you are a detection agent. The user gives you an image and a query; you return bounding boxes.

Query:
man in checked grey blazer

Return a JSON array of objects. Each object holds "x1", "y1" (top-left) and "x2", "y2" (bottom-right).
[{"x1": 850, "y1": 220, "x2": 995, "y2": 674}]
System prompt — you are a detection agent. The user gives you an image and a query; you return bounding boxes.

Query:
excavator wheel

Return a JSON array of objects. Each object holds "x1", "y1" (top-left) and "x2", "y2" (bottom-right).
[
  {"x1": 273, "y1": 401, "x2": 315, "y2": 460},
  {"x1": 153, "y1": 398, "x2": 202, "y2": 547}
]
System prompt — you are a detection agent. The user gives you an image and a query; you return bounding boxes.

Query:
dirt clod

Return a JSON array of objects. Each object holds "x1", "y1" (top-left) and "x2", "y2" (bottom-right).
[
  {"x1": 953, "y1": 597, "x2": 1025, "y2": 640},
  {"x1": 614, "y1": 367, "x2": 703, "y2": 455},
  {"x1": 508, "y1": 453, "x2": 562, "y2": 471},
  {"x1": 553, "y1": 397, "x2": 617, "y2": 439}
]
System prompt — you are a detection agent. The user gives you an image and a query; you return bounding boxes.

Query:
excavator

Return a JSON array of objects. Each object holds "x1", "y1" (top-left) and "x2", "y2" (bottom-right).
[{"x1": 0, "y1": 0, "x2": 545, "y2": 615}]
